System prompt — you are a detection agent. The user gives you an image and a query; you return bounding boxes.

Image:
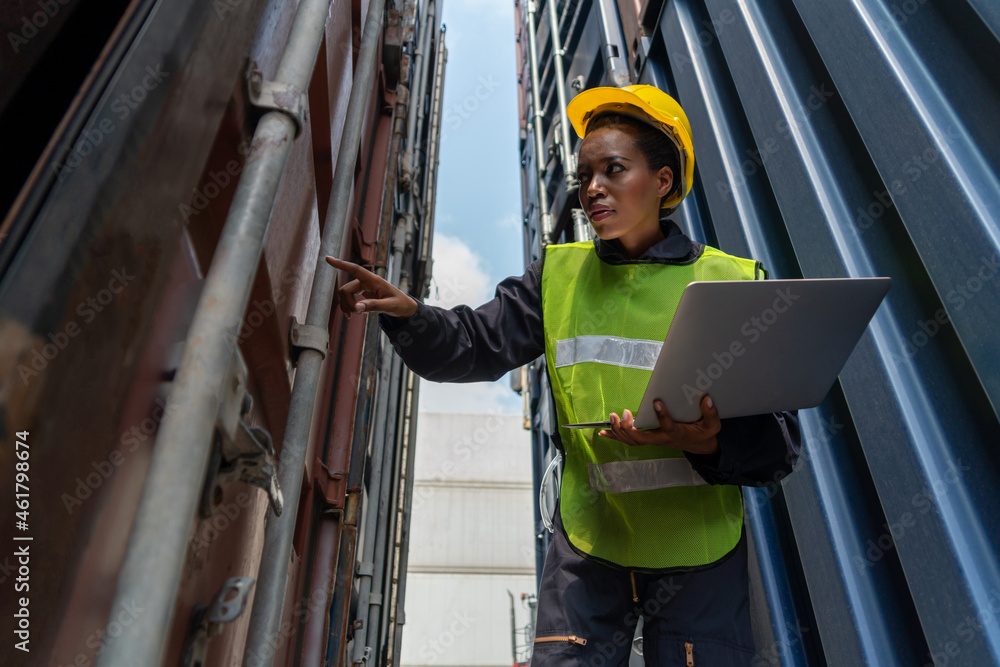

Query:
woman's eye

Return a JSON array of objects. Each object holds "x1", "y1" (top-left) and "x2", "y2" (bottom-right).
[{"x1": 607, "y1": 163, "x2": 624, "y2": 174}]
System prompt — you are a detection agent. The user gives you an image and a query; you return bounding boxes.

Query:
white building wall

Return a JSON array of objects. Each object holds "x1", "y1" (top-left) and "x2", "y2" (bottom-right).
[{"x1": 400, "y1": 412, "x2": 537, "y2": 667}]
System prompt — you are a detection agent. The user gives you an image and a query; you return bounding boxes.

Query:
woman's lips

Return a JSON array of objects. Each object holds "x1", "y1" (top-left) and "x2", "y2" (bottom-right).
[{"x1": 590, "y1": 209, "x2": 612, "y2": 222}]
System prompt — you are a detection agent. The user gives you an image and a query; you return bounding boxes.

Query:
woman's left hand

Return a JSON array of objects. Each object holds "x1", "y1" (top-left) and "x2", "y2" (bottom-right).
[{"x1": 598, "y1": 395, "x2": 721, "y2": 455}]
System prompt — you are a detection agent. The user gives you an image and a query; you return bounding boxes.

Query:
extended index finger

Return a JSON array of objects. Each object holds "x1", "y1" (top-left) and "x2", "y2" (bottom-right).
[{"x1": 325, "y1": 256, "x2": 376, "y2": 280}]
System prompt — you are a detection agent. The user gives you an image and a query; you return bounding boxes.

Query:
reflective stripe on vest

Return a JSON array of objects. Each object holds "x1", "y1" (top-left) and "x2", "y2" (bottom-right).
[
  {"x1": 555, "y1": 332, "x2": 709, "y2": 494},
  {"x1": 541, "y1": 240, "x2": 761, "y2": 570},
  {"x1": 555, "y1": 335, "x2": 662, "y2": 370},
  {"x1": 588, "y1": 458, "x2": 708, "y2": 493}
]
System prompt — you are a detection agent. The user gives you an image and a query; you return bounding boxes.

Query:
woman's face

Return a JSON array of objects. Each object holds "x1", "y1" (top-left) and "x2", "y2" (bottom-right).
[{"x1": 577, "y1": 126, "x2": 673, "y2": 258}]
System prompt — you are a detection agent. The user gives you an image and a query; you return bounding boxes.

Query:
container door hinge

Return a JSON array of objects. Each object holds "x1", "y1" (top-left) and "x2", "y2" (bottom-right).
[
  {"x1": 314, "y1": 457, "x2": 347, "y2": 509},
  {"x1": 351, "y1": 646, "x2": 372, "y2": 666},
  {"x1": 181, "y1": 577, "x2": 255, "y2": 667},
  {"x1": 201, "y1": 350, "x2": 283, "y2": 517},
  {"x1": 246, "y1": 61, "x2": 309, "y2": 138}
]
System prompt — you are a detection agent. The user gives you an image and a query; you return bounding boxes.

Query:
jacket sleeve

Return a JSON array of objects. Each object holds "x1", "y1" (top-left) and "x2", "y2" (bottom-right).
[
  {"x1": 683, "y1": 411, "x2": 801, "y2": 487},
  {"x1": 377, "y1": 259, "x2": 544, "y2": 382}
]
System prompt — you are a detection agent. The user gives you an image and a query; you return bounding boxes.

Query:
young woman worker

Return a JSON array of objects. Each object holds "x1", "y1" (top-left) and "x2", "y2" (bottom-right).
[{"x1": 327, "y1": 85, "x2": 800, "y2": 666}]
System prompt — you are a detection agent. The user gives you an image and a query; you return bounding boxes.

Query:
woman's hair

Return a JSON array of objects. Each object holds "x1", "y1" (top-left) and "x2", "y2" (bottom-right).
[{"x1": 587, "y1": 112, "x2": 682, "y2": 202}]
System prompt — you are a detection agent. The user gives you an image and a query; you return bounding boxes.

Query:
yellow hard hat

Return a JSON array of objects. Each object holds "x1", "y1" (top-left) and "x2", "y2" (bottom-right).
[{"x1": 566, "y1": 85, "x2": 695, "y2": 210}]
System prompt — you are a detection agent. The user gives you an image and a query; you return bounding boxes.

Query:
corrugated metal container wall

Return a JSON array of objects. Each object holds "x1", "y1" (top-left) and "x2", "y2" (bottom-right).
[{"x1": 514, "y1": 0, "x2": 1000, "y2": 664}]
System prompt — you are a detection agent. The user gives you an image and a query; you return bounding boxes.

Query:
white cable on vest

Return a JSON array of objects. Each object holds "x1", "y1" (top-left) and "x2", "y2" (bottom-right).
[{"x1": 539, "y1": 452, "x2": 563, "y2": 533}]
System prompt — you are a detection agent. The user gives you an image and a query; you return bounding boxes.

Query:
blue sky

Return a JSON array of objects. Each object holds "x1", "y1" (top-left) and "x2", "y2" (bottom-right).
[{"x1": 416, "y1": 0, "x2": 527, "y2": 415}]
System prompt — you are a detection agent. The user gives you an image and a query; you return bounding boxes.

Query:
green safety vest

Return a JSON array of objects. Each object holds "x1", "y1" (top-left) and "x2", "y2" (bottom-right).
[{"x1": 541, "y1": 240, "x2": 763, "y2": 570}]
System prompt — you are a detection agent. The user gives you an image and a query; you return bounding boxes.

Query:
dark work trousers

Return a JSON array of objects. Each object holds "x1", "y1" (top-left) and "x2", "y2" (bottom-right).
[{"x1": 530, "y1": 508, "x2": 755, "y2": 666}]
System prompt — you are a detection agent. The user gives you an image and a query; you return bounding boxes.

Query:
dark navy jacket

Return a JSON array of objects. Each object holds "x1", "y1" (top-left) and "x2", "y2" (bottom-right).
[{"x1": 379, "y1": 219, "x2": 800, "y2": 486}]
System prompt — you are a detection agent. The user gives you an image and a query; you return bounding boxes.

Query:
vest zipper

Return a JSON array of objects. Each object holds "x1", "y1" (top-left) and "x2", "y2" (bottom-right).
[
  {"x1": 685, "y1": 640, "x2": 694, "y2": 666},
  {"x1": 534, "y1": 635, "x2": 587, "y2": 646},
  {"x1": 630, "y1": 571, "x2": 639, "y2": 603}
]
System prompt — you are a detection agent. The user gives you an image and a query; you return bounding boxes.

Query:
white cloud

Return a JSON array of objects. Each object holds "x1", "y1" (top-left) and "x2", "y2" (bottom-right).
[
  {"x1": 426, "y1": 233, "x2": 493, "y2": 309},
  {"x1": 418, "y1": 376, "x2": 524, "y2": 414}
]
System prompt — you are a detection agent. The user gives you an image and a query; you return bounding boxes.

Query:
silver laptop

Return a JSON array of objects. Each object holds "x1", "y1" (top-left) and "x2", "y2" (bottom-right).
[{"x1": 563, "y1": 277, "x2": 891, "y2": 428}]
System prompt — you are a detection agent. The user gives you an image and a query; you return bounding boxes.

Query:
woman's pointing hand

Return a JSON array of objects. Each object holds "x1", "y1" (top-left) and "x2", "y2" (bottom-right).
[{"x1": 325, "y1": 257, "x2": 419, "y2": 319}]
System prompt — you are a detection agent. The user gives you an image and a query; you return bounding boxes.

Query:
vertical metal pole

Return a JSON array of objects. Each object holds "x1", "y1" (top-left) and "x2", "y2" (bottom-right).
[
  {"x1": 545, "y1": 0, "x2": 577, "y2": 189},
  {"x1": 525, "y1": 0, "x2": 553, "y2": 246},
  {"x1": 366, "y1": 351, "x2": 406, "y2": 662},
  {"x1": 593, "y1": 0, "x2": 630, "y2": 86},
  {"x1": 419, "y1": 27, "x2": 447, "y2": 267},
  {"x1": 364, "y1": 221, "x2": 413, "y2": 663},
  {"x1": 388, "y1": 368, "x2": 420, "y2": 664},
  {"x1": 508, "y1": 591, "x2": 518, "y2": 664},
  {"x1": 240, "y1": 0, "x2": 388, "y2": 661},
  {"x1": 327, "y1": 313, "x2": 383, "y2": 664},
  {"x1": 402, "y1": 0, "x2": 435, "y2": 193},
  {"x1": 571, "y1": 208, "x2": 593, "y2": 241},
  {"x1": 349, "y1": 216, "x2": 407, "y2": 663}
]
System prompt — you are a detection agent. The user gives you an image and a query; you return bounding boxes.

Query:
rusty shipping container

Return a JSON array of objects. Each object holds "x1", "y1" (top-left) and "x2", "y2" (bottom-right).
[{"x1": 0, "y1": 0, "x2": 446, "y2": 664}]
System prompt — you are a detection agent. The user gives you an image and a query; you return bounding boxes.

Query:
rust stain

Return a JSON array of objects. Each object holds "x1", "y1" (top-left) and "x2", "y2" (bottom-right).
[
  {"x1": 248, "y1": 133, "x2": 290, "y2": 161},
  {"x1": 272, "y1": 86, "x2": 301, "y2": 111}
]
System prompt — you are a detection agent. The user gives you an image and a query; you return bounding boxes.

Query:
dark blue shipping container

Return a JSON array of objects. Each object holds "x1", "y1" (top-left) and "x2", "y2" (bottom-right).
[{"x1": 513, "y1": 0, "x2": 1000, "y2": 664}]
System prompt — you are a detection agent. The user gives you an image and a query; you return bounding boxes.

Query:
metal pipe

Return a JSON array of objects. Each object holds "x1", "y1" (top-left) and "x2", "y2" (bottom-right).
[
  {"x1": 350, "y1": 217, "x2": 408, "y2": 662},
  {"x1": 571, "y1": 208, "x2": 592, "y2": 241},
  {"x1": 346, "y1": 353, "x2": 397, "y2": 663},
  {"x1": 593, "y1": 0, "x2": 630, "y2": 86},
  {"x1": 411, "y1": 10, "x2": 435, "y2": 187},
  {"x1": 297, "y1": 313, "x2": 364, "y2": 666},
  {"x1": 525, "y1": 0, "x2": 554, "y2": 246},
  {"x1": 389, "y1": 368, "x2": 420, "y2": 664},
  {"x1": 545, "y1": 0, "x2": 577, "y2": 189},
  {"x1": 302, "y1": 82, "x2": 412, "y2": 667},
  {"x1": 328, "y1": 313, "x2": 383, "y2": 664},
  {"x1": 96, "y1": 2, "x2": 332, "y2": 665},
  {"x1": 362, "y1": 20, "x2": 434, "y2": 652},
  {"x1": 402, "y1": 0, "x2": 436, "y2": 190},
  {"x1": 419, "y1": 26, "x2": 447, "y2": 267},
  {"x1": 334, "y1": 7, "x2": 435, "y2": 662},
  {"x1": 363, "y1": 217, "x2": 418, "y2": 661},
  {"x1": 327, "y1": 166, "x2": 399, "y2": 665},
  {"x1": 375, "y1": 116, "x2": 419, "y2": 662},
  {"x1": 241, "y1": 0, "x2": 389, "y2": 660},
  {"x1": 410, "y1": 12, "x2": 440, "y2": 274},
  {"x1": 364, "y1": 350, "x2": 406, "y2": 661}
]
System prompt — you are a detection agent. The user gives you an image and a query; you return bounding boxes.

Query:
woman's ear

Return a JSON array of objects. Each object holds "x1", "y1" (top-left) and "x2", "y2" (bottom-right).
[{"x1": 657, "y1": 165, "x2": 674, "y2": 199}]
